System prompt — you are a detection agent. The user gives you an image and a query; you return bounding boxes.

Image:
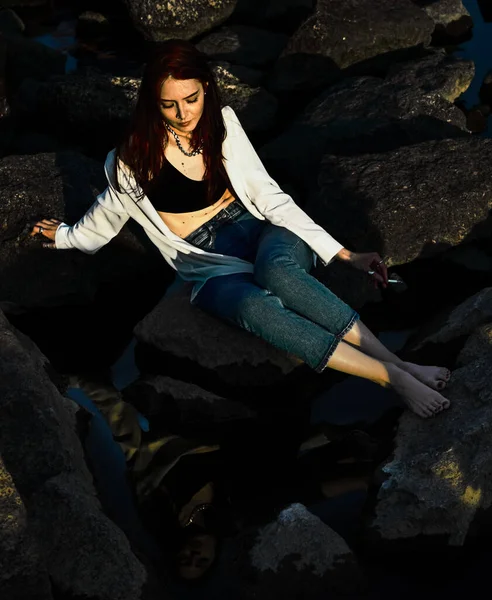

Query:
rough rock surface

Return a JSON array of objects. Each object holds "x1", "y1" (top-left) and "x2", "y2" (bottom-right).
[
  {"x1": 0, "y1": 151, "x2": 163, "y2": 307},
  {"x1": 133, "y1": 285, "x2": 301, "y2": 390},
  {"x1": 211, "y1": 62, "x2": 278, "y2": 132},
  {"x1": 269, "y1": 0, "x2": 435, "y2": 92},
  {"x1": 123, "y1": 375, "x2": 256, "y2": 435},
  {"x1": 260, "y1": 49, "x2": 472, "y2": 191},
  {"x1": 197, "y1": 25, "x2": 288, "y2": 67},
  {"x1": 308, "y1": 137, "x2": 492, "y2": 268},
  {"x1": 229, "y1": 503, "x2": 365, "y2": 599},
  {"x1": 412, "y1": 0, "x2": 472, "y2": 29},
  {"x1": 371, "y1": 289, "x2": 492, "y2": 545},
  {"x1": 0, "y1": 309, "x2": 152, "y2": 598},
  {"x1": 123, "y1": 0, "x2": 237, "y2": 41},
  {"x1": 234, "y1": 0, "x2": 314, "y2": 25}
]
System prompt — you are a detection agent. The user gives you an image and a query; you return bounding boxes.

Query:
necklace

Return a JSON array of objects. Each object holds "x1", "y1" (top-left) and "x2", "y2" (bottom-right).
[{"x1": 164, "y1": 121, "x2": 203, "y2": 157}]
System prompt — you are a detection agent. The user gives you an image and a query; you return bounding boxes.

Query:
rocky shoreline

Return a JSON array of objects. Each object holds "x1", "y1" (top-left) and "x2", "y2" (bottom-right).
[{"x1": 2, "y1": 0, "x2": 492, "y2": 598}]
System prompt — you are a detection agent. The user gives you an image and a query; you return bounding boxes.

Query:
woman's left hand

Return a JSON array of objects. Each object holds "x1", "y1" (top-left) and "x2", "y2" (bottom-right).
[{"x1": 336, "y1": 249, "x2": 388, "y2": 287}]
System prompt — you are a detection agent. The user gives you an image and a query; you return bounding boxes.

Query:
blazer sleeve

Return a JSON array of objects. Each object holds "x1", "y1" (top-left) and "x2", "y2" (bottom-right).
[
  {"x1": 55, "y1": 160, "x2": 131, "y2": 254},
  {"x1": 225, "y1": 107, "x2": 344, "y2": 265}
]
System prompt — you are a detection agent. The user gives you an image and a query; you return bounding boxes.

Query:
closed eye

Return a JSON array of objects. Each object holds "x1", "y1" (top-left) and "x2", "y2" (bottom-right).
[{"x1": 161, "y1": 96, "x2": 199, "y2": 110}]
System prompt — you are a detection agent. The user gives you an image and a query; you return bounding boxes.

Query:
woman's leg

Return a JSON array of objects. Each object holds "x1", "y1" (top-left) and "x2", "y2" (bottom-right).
[
  {"x1": 342, "y1": 321, "x2": 451, "y2": 393},
  {"x1": 254, "y1": 225, "x2": 451, "y2": 393},
  {"x1": 193, "y1": 273, "x2": 449, "y2": 418}
]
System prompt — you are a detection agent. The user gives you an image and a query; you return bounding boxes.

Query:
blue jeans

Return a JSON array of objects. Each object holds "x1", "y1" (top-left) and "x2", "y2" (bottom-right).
[{"x1": 188, "y1": 211, "x2": 359, "y2": 372}]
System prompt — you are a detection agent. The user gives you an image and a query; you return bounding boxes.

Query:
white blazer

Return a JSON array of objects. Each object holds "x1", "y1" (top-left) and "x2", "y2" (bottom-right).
[{"x1": 55, "y1": 106, "x2": 344, "y2": 299}]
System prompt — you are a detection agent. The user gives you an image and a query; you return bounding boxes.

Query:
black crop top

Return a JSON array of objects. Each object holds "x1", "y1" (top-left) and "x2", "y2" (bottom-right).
[{"x1": 146, "y1": 159, "x2": 228, "y2": 213}]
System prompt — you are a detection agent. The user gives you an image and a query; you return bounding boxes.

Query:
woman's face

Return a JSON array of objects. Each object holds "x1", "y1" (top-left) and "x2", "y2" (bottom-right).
[
  {"x1": 176, "y1": 533, "x2": 217, "y2": 580},
  {"x1": 159, "y1": 77, "x2": 206, "y2": 135}
]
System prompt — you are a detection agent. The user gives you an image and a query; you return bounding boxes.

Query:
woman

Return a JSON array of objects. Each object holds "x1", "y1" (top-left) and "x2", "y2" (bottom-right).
[{"x1": 32, "y1": 40, "x2": 451, "y2": 419}]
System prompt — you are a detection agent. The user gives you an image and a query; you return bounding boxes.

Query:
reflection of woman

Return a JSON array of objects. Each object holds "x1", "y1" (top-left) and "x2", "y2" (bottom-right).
[{"x1": 32, "y1": 40, "x2": 451, "y2": 418}]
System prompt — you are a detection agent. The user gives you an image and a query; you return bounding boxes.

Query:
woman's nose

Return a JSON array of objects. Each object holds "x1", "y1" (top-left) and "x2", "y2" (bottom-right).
[{"x1": 176, "y1": 105, "x2": 187, "y2": 120}]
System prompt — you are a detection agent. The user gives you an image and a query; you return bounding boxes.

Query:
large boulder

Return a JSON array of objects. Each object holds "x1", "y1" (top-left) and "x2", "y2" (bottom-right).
[
  {"x1": 260, "y1": 49, "x2": 472, "y2": 191},
  {"x1": 369, "y1": 288, "x2": 492, "y2": 546},
  {"x1": 133, "y1": 284, "x2": 303, "y2": 395},
  {"x1": 197, "y1": 25, "x2": 288, "y2": 67},
  {"x1": 228, "y1": 503, "x2": 366, "y2": 598},
  {"x1": 0, "y1": 309, "x2": 157, "y2": 599},
  {"x1": 269, "y1": 0, "x2": 435, "y2": 92},
  {"x1": 307, "y1": 137, "x2": 492, "y2": 269},
  {"x1": 123, "y1": 0, "x2": 237, "y2": 42}
]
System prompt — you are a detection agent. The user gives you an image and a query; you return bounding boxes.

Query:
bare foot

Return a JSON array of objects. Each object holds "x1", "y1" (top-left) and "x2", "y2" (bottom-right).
[
  {"x1": 401, "y1": 362, "x2": 451, "y2": 392},
  {"x1": 386, "y1": 363, "x2": 451, "y2": 418}
]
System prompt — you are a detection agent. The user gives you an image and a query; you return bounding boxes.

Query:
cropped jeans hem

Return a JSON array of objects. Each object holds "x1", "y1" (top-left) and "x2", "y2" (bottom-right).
[{"x1": 314, "y1": 311, "x2": 360, "y2": 374}]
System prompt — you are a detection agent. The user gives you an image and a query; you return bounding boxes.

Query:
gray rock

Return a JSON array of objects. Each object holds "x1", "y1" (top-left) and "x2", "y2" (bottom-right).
[
  {"x1": 0, "y1": 310, "x2": 153, "y2": 598},
  {"x1": 371, "y1": 300, "x2": 492, "y2": 545},
  {"x1": 269, "y1": 0, "x2": 434, "y2": 92},
  {"x1": 308, "y1": 137, "x2": 492, "y2": 268},
  {"x1": 0, "y1": 151, "x2": 162, "y2": 307},
  {"x1": 233, "y1": 503, "x2": 365, "y2": 598},
  {"x1": 133, "y1": 284, "x2": 300, "y2": 389},
  {"x1": 0, "y1": 30, "x2": 13, "y2": 157},
  {"x1": 123, "y1": 0, "x2": 237, "y2": 41},
  {"x1": 410, "y1": 288, "x2": 492, "y2": 351},
  {"x1": 260, "y1": 49, "x2": 472, "y2": 191},
  {"x1": 234, "y1": 0, "x2": 315, "y2": 25},
  {"x1": 76, "y1": 11, "x2": 112, "y2": 42},
  {"x1": 197, "y1": 25, "x2": 288, "y2": 67},
  {"x1": 123, "y1": 375, "x2": 255, "y2": 432},
  {"x1": 212, "y1": 62, "x2": 278, "y2": 132},
  {"x1": 412, "y1": 0, "x2": 472, "y2": 30},
  {"x1": 211, "y1": 60, "x2": 264, "y2": 87},
  {"x1": 0, "y1": 7, "x2": 25, "y2": 34}
]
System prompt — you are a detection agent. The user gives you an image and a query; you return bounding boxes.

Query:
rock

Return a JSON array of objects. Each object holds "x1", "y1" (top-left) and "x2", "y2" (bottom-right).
[
  {"x1": 465, "y1": 104, "x2": 489, "y2": 133},
  {"x1": 0, "y1": 30, "x2": 14, "y2": 157},
  {"x1": 480, "y1": 69, "x2": 492, "y2": 105},
  {"x1": 211, "y1": 62, "x2": 278, "y2": 132},
  {"x1": 412, "y1": 0, "x2": 472, "y2": 36},
  {"x1": 0, "y1": 310, "x2": 154, "y2": 598},
  {"x1": 15, "y1": 70, "x2": 140, "y2": 145},
  {"x1": 133, "y1": 284, "x2": 301, "y2": 393},
  {"x1": 0, "y1": 12, "x2": 65, "y2": 91},
  {"x1": 123, "y1": 375, "x2": 255, "y2": 436},
  {"x1": 260, "y1": 49, "x2": 472, "y2": 192},
  {"x1": 16, "y1": 64, "x2": 272, "y2": 140},
  {"x1": 0, "y1": 151, "x2": 163, "y2": 307},
  {"x1": 0, "y1": 7, "x2": 24, "y2": 35},
  {"x1": 197, "y1": 25, "x2": 288, "y2": 67},
  {"x1": 233, "y1": 0, "x2": 315, "y2": 27},
  {"x1": 211, "y1": 60, "x2": 264, "y2": 87},
  {"x1": 370, "y1": 295, "x2": 492, "y2": 545},
  {"x1": 409, "y1": 288, "x2": 492, "y2": 352},
  {"x1": 229, "y1": 503, "x2": 365, "y2": 598},
  {"x1": 269, "y1": 0, "x2": 435, "y2": 92},
  {"x1": 123, "y1": 0, "x2": 237, "y2": 42},
  {"x1": 308, "y1": 137, "x2": 492, "y2": 269},
  {"x1": 478, "y1": 0, "x2": 492, "y2": 22},
  {"x1": 76, "y1": 11, "x2": 112, "y2": 43}
]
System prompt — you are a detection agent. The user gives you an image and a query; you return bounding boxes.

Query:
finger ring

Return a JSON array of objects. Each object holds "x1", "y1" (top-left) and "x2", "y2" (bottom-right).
[{"x1": 39, "y1": 226, "x2": 44, "y2": 233}]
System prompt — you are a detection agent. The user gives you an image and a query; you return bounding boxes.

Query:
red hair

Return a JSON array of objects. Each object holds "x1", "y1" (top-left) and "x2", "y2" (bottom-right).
[{"x1": 114, "y1": 40, "x2": 229, "y2": 204}]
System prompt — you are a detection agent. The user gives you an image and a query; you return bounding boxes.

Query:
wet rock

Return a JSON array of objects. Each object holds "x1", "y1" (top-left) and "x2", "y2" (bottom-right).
[
  {"x1": 211, "y1": 62, "x2": 278, "y2": 132},
  {"x1": 197, "y1": 25, "x2": 288, "y2": 67},
  {"x1": 0, "y1": 310, "x2": 152, "y2": 599},
  {"x1": 0, "y1": 151, "x2": 163, "y2": 308},
  {"x1": 123, "y1": 0, "x2": 237, "y2": 42},
  {"x1": 261, "y1": 49, "x2": 472, "y2": 192},
  {"x1": 308, "y1": 138, "x2": 492, "y2": 270},
  {"x1": 133, "y1": 284, "x2": 300, "y2": 392},
  {"x1": 412, "y1": 0, "x2": 472, "y2": 37},
  {"x1": 269, "y1": 0, "x2": 434, "y2": 92},
  {"x1": 370, "y1": 291, "x2": 492, "y2": 545},
  {"x1": 229, "y1": 503, "x2": 366, "y2": 599}
]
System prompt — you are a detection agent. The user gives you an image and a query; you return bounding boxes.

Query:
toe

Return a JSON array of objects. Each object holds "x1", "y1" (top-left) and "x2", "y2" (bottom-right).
[
  {"x1": 442, "y1": 398, "x2": 451, "y2": 409},
  {"x1": 437, "y1": 380, "x2": 445, "y2": 390}
]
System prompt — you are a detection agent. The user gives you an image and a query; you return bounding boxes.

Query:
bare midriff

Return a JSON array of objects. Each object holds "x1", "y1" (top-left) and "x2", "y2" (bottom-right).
[{"x1": 157, "y1": 187, "x2": 236, "y2": 239}]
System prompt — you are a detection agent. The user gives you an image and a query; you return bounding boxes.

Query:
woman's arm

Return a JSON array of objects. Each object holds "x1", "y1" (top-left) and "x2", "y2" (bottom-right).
[
  {"x1": 225, "y1": 108, "x2": 343, "y2": 265},
  {"x1": 32, "y1": 159, "x2": 131, "y2": 254}
]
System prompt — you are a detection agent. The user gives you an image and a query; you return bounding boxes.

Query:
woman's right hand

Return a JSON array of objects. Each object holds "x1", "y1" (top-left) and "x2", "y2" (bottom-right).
[{"x1": 30, "y1": 218, "x2": 62, "y2": 248}]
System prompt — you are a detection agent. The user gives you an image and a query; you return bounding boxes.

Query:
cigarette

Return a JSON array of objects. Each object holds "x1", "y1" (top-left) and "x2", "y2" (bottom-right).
[{"x1": 368, "y1": 270, "x2": 404, "y2": 284}]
